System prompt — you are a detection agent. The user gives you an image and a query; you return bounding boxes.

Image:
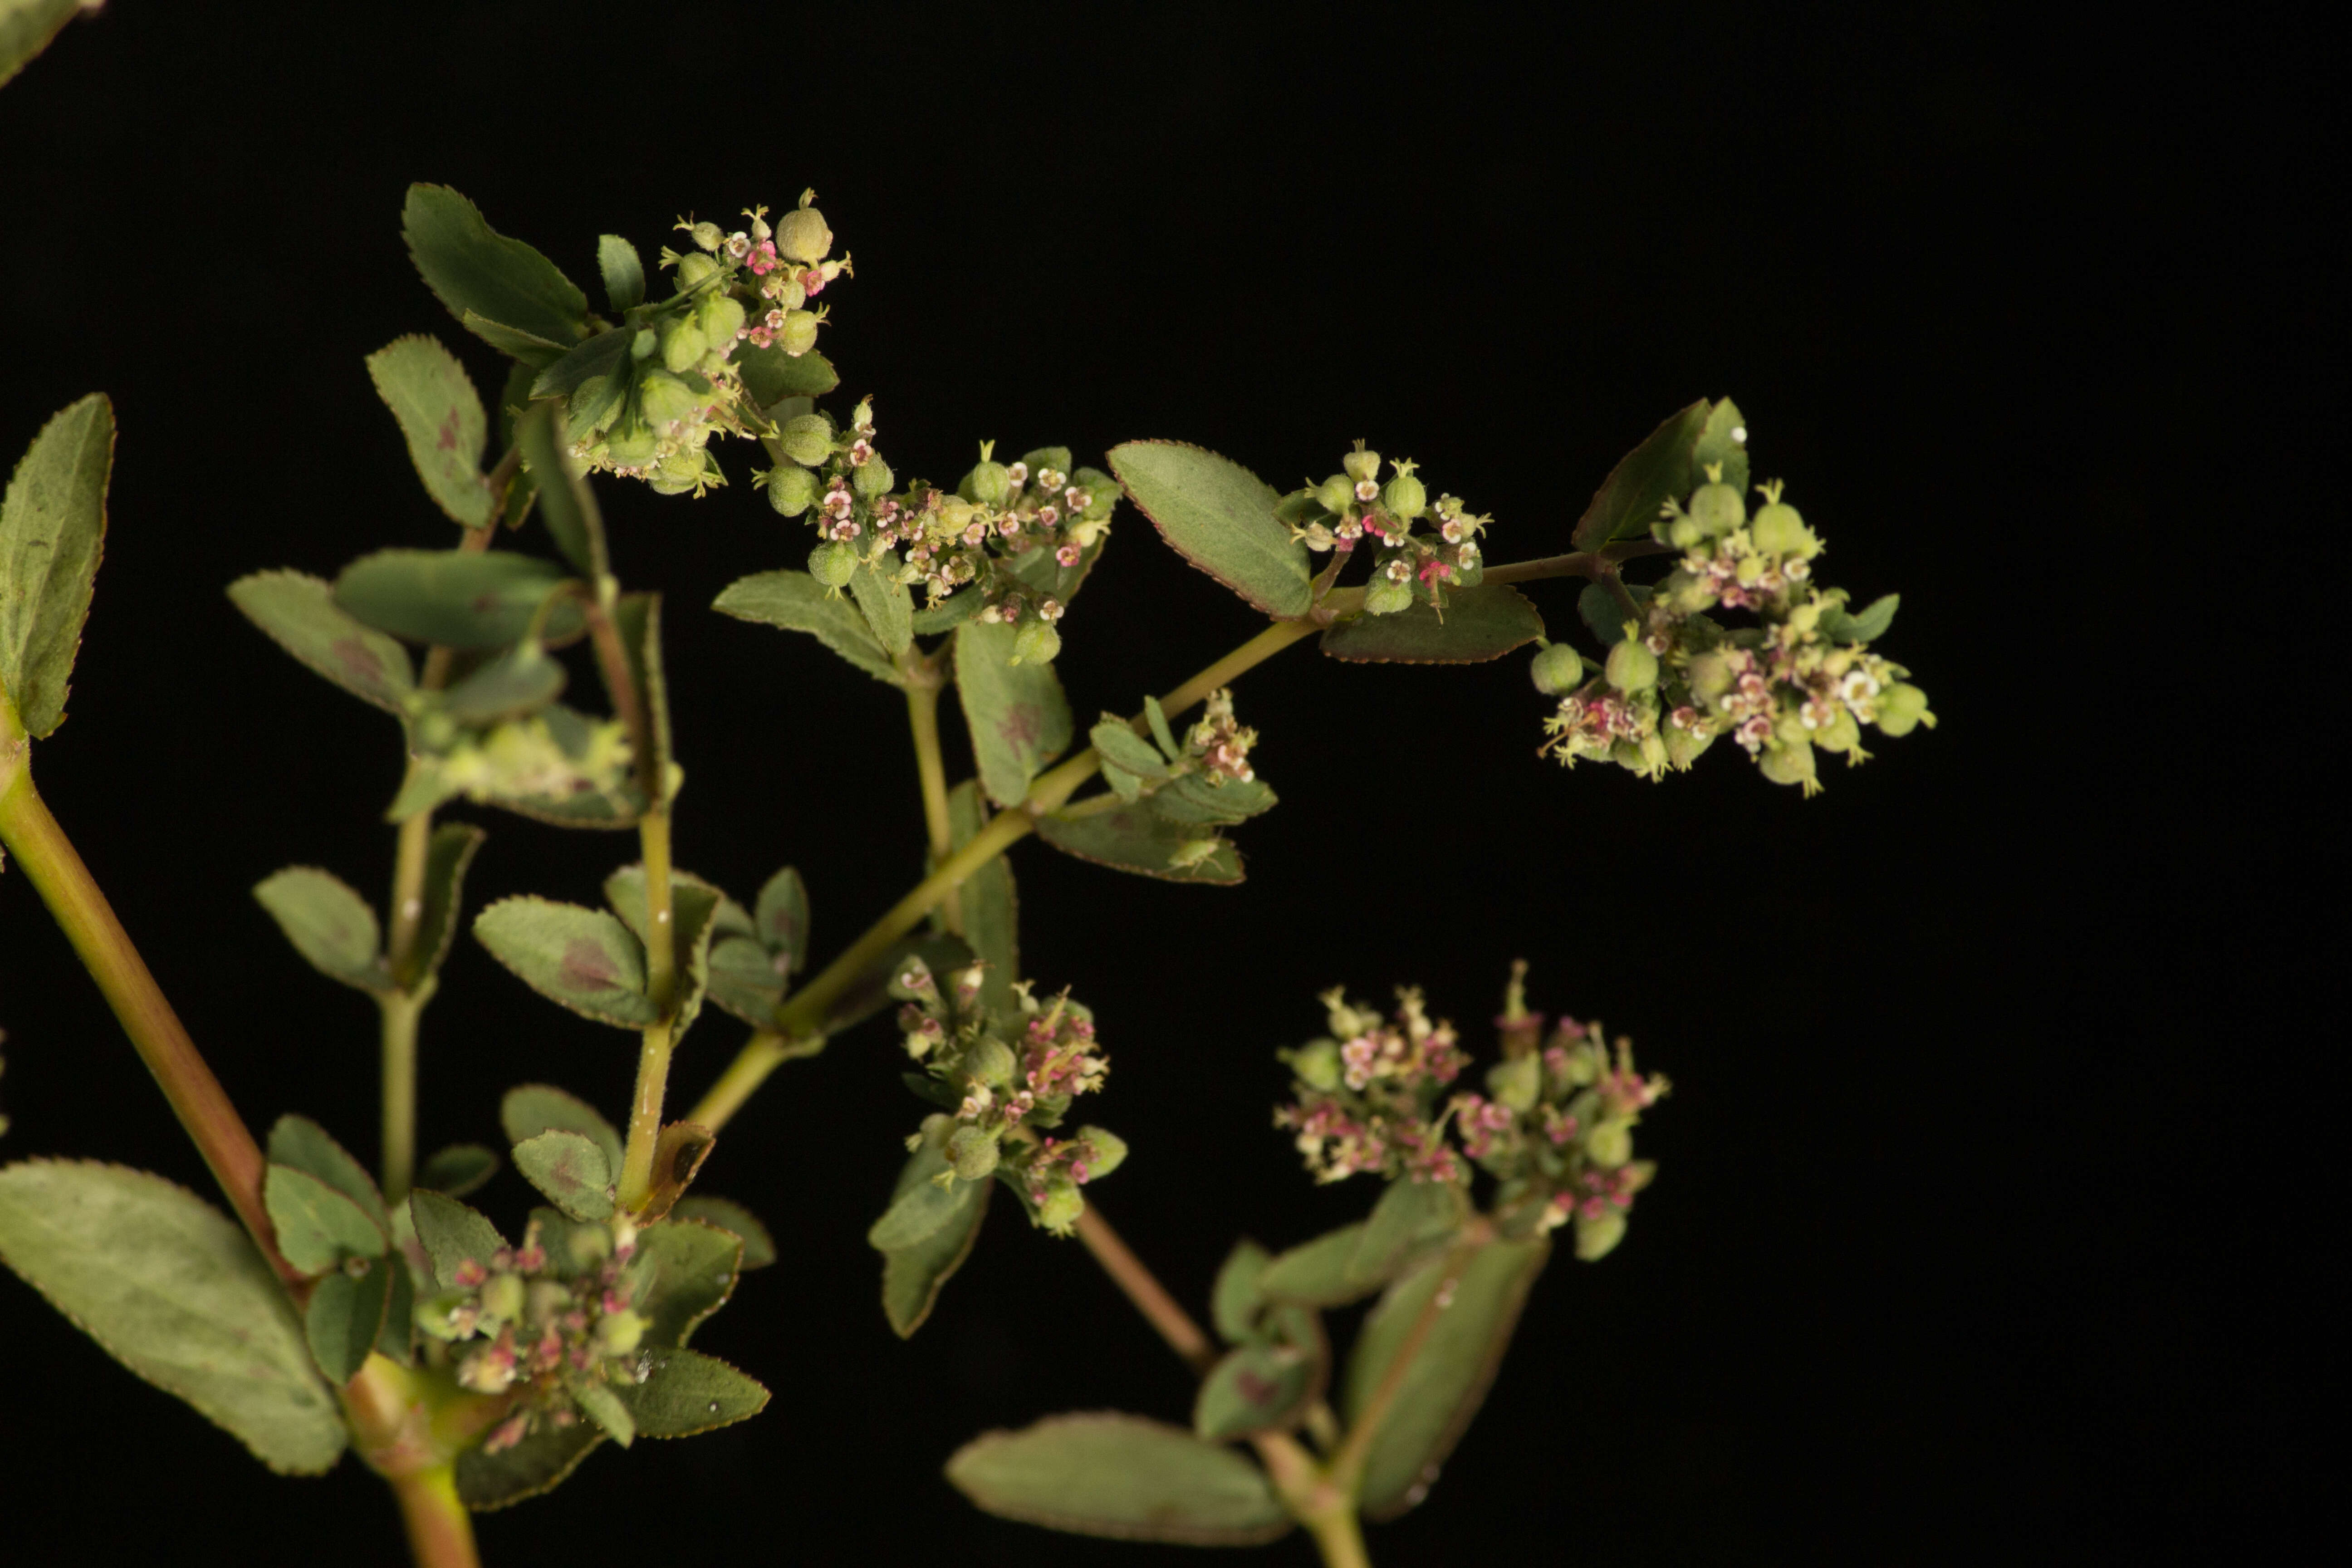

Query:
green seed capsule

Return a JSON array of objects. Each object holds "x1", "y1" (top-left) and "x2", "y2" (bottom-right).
[
  {"x1": 1813, "y1": 705, "x2": 1864, "y2": 755},
  {"x1": 593, "y1": 1308, "x2": 648, "y2": 1357},
  {"x1": 1757, "y1": 738, "x2": 1818, "y2": 789},
  {"x1": 1605, "y1": 638, "x2": 1659, "y2": 692},
  {"x1": 1315, "y1": 475, "x2": 1353, "y2": 514},
  {"x1": 1037, "y1": 1176, "x2": 1084, "y2": 1234},
  {"x1": 1585, "y1": 1120, "x2": 1632, "y2": 1168},
  {"x1": 1011, "y1": 620, "x2": 1062, "y2": 665},
  {"x1": 676, "y1": 253, "x2": 718, "y2": 289},
  {"x1": 1530, "y1": 642, "x2": 1587, "y2": 695},
  {"x1": 1875, "y1": 681, "x2": 1932, "y2": 737},
  {"x1": 637, "y1": 374, "x2": 701, "y2": 429},
  {"x1": 605, "y1": 425, "x2": 657, "y2": 470},
  {"x1": 1286, "y1": 1039, "x2": 1343, "y2": 1092},
  {"x1": 1750, "y1": 500, "x2": 1817, "y2": 558},
  {"x1": 1343, "y1": 448, "x2": 1382, "y2": 485},
  {"x1": 478, "y1": 1272, "x2": 524, "y2": 1325},
  {"x1": 1364, "y1": 578, "x2": 1414, "y2": 616},
  {"x1": 778, "y1": 414, "x2": 834, "y2": 468},
  {"x1": 1488, "y1": 1054, "x2": 1541, "y2": 1113},
  {"x1": 1078, "y1": 1126, "x2": 1128, "y2": 1179},
  {"x1": 1687, "y1": 650, "x2": 1735, "y2": 700},
  {"x1": 809, "y1": 541, "x2": 857, "y2": 589},
  {"x1": 630, "y1": 328, "x2": 657, "y2": 361},
  {"x1": 1663, "y1": 721, "x2": 1714, "y2": 770},
  {"x1": 948, "y1": 1126, "x2": 1001, "y2": 1181},
  {"x1": 1382, "y1": 470, "x2": 1427, "y2": 521},
  {"x1": 775, "y1": 205, "x2": 833, "y2": 265},
  {"x1": 853, "y1": 455, "x2": 894, "y2": 497},
  {"x1": 963, "y1": 458, "x2": 1012, "y2": 508},
  {"x1": 688, "y1": 221, "x2": 724, "y2": 252},
  {"x1": 777, "y1": 310, "x2": 820, "y2": 357},
  {"x1": 1573, "y1": 1207, "x2": 1628, "y2": 1262},
  {"x1": 660, "y1": 320, "x2": 706, "y2": 372},
  {"x1": 966, "y1": 1036, "x2": 1017, "y2": 1088},
  {"x1": 698, "y1": 294, "x2": 746, "y2": 347},
  {"x1": 766, "y1": 465, "x2": 820, "y2": 516},
  {"x1": 1689, "y1": 480, "x2": 1745, "y2": 536}
]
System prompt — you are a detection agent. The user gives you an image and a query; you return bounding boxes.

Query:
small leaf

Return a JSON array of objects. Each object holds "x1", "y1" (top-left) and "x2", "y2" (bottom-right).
[
  {"x1": 0, "y1": 1161, "x2": 346, "y2": 1475},
  {"x1": 849, "y1": 560, "x2": 914, "y2": 657},
  {"x1": 253, "y1": 867, "x2": 384, "y2": 993},
  {"x1": 333, "y1": 548, "x2": 581, "y2": 650},
  {"x1": 304, "y1": 1254, "x2": 393, "y2": 1385},
  {"x1": 1035, "y1": 805, "x2": 1243, "y2": 885},
  {"x1": 264, "y1": 1165, "x2": 386, "y2": 1274},
  {"x1": 364, "y1": 336, "x2": 493, "y2": 528},
  {"x1": 1576, "y1": 581, "x2": 1652, "y2": 646},
  {"x1": 1569, "y1": 400, "x2": 1710, "y2": 553},
  {"x1": 640, "y1": 1122, "x2": 714, "y2": 1223},
  {"x1": 1348, "y1": 1176, "x2": 1467, "y2": 1287},
  {"x1": 946, "y1": 1412, "x2": 1292, "y2": 1545},
  {"x1": 1212, "y1": 1239, "x2": 1270, "y2": 1343},
  {"x1": 473, "y1": 897, "x2": 657, "y2": 1028},
  {"x1": 530, "y1": 327, "x2": 633, "y2": 402},
  {"x1": 500, "y1": 1084, "x2": 624, "y2": 1176},
  {"x1": 735, "y1": 344, "x2": 838, "y2": 411},
  {"x1": 1195, "y1": 1339, "x2": 1319, "y2": 1441},
  {"x1": 755, "y1": 866, "x2": 810, "y2": 973},
  {"x1": 456, "y1": 1421, "x2": 600, "y2": 1510},
  {"x1": 458, "y1": 309, "x2": 570, "y2": 368},
  {"x1": 666, "y1": 1197, "x2": 774, "y2": 1270},
  {"x1": 704, "y1": 936, "x2": 785, "y2": 1027},
  {"x1": 945, "y1": 782, "x2": 1019, "y2": 1016},
  {"x1": 601, "y1": 864, "x2": 725, "y2": 1038},
  {"x1": 1146, "y1": 774, "x2": 1279, "y2": 828},
  {"x1": 515, "y1": 400, "x2": 608, "y2": 579},
  {"x1": 630, "y1": 1217, "x2": 741, "y2": 1349},
  {"x1": 1, "y1": 0, "x2": 93, "y2": 88},
  {"x1": 1089, "y1": 717, "x2": 1170, "y2": 780},
  {"x1": 1822, "y1": 592, "x2": 1899, "y2": 645},
  {"x1": 1143, "y1": 694, "x2": 1179, "y2": 761},
  {"x1": 956, "y1": 617, "x2": 1074, "y2": 807},
  {"x1": 1256, "y1": 1221, "x2": 1381, "y2": 1307},
  {"x1": 910, "y1": 587, "x2": 985, "y2": 635},
  {"x1": 407, "y1": 1190, "x2": 505, "y2": 1291},
  {"x1": 713, "y1": 568, "x2": 897, "y2": 685},
  {"x1": 512, "y1": 1131, "x2": 614, "y2": 1221},
  {"x1": 404, "y1": 822, "x2": 486, "y2": 990},
  {"x1": 1108, "y1": 441, "x2": 1312, "y2": 618},
  {"x1": 1691, "y1": 397, "x2": 1749, "y2": 496},
  {"x1": 228, "y1": 570, "x2": 416, "y2": 713},
  {"x1": 402, "y1": 185, "x2": 588, "y2": 361},
  {"x1": 868, "y1": 1171, "x2": 970, "y2": 1251},
  {"x1": 878, "y1": 1132, "x2": 990, "y2": 1338},
  {"x1": 616, "y1": 1348, "x2": 770, "y2": 1437},
  {"x1": 415, "y1": 1143, "x2": 498, "y2": 1200},
  {"x1": 596, "y1": 235, "x2": 644, "y2": 311},
  {"x1": 0, "y1": 392, "x2": 112, "y2": 737},
  {"x1": 1343, "y1": 1238, "x2": 1551, "y2": 1519},
  {"x1": 265, "y1": 1116, "x2": 390, "y2": 1238},
  {"x1": 1320, "y1": 583, "x2": 1544, "y2": 664},
  {"x1": 567, "y1": 1372, "x2": 636, "y2": 1446}
]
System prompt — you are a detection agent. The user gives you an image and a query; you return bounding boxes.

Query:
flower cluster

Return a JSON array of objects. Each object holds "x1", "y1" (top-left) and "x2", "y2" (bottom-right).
[
  {"x1": 395, "y1": 702, "x2": 634, "y2": 822},
  {"x1": 1274, "y1": 444, "x2": 1493, "y2": 615},
  {"x1": 564, "y1": 192, "x2": 849, "y2": 495},
  {"x1": 1538, "y1": 458, "x2": 1934, "y2": 793},
  {"x1": 1274, "y1": 967, "x2": 1669, "y2": 1260},
  {"x1": 891, "y1": 959, "x2": 1125, "y2": 1234},
  {"x1": 1184, "y1": 687, "x2": 1259, "y2": 784},
  {"x1": 418, "y1": 1212, "x2": 652, "y2": 1452}
]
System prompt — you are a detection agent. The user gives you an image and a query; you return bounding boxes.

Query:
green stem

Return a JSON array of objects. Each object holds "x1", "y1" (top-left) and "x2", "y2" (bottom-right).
[
  {"x1": 902, "y1": 659, "x2": 961, "y2": 935},
  {"x1": 1299, "y1": 1505, "x2": 1373, "y2": 1568},
  {"x1": 1073, "y1": 1205, "x2": 1218, "y2": 1374},
  {"x1": 379, "y1": 990, "x2": 422, "y2": 1205},
  {"x1": 0, "y1": 704, "x2": 300, "y2": 1286},
  {"x1": 617, "y1": 807, "x2": 678, "y2": 1210},
  {"x1": 387, "y1": 1465, "x2": 480, "y2": 1568}
]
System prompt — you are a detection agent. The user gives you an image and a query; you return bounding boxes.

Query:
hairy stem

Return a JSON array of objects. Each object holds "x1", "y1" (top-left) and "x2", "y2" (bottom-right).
[
  {"x1": 617, "y1": 808, "x2": 677, "y2": 1210},
  {"x1": 1073, "y1": 1205, "x2": 1218, "y2": 1374},
  {"x1": 387, "y1": 1467, "x2": 480, "y2": 1568},
  {"x1": 0, "y1": 714, "x2": 299, "y2": 1286},
  {"x1": 902, "y1": 663, "x2": 961, "y2": 935},
  {"x1": 379, "y1": 990, "x2": 422, "y2": 1205}
]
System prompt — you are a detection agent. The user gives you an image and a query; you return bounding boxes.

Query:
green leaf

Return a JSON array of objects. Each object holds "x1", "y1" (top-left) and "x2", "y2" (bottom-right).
[
  {"x1": 433, "y1": 642, "x2": 568, "y2": 725},
  {"x1": 567, "y1": 1371, "x2": 635, "y2": 1447},
  {"x1": 364, "y1": 336, "x2": 494, "y2": 529},
  {"x1": 944, "y1": 781, "x2": 1019, "y2": 1015},
  {"x1": 1343, "y1": 1238, "x2": 1550, "y2": 1519},
  {"x1": 955, "y1": 617, "x2": 1073, "y2": 807},
  {"x1": 868, "y1": 1171, "x2": 970, "y2": 1251},
  {"x1": 1146, "y1": 774, "x2": 1279, "y2": 827},
  {"x1": 1320, "y1": 583, "x2": 1544, "y2": 664},
  {"x1": 228, "y1": 570, "x2": 416, "y2": 713},
  {"x1": 0, "y1": 393, "x2": 111, "y2": 737},
  {"x1": 596, "y1": 235, "x2": 644, "y2": 311},
  {"x1": 1108, "y1": 441, "x2": 1311, "y2": 618},
  {"x1": 500, "y1": 1084, "x2": 624, "y2": 1176},
  {"x1": 615, "y1": 1347, "x2": 769, "y2": 1437},
  {"x1": 0, "y1": 0, "x2": 92, "y2": 88},
  {"x1": 265, "y1": 1116, "x2": 390, "y2": 1238},
  {"x1": 407, "y1": 1190, "x2": 505, "y2": 1291},
  {"x1": 458, "y1": 310, "x2": 570, "y2": 368},
  {"x1": 0, "y1": 1161, "x2": 345, "y2": 1474},
  {"x1": 1212, "y1": 1239, "x2": 1270, "y2": 1343},
  {"x1": 713, "y1": 568, "x2": 897, "y2": 686},
  {"x1": 666, "y1": 1198, "x2": 774, "y2": 1270},
  {"x1": 253, "y1": 868, "x2": 384, "y2": 993},
  {"x1": 1569, "y1": 400, "x2": 1710, "y2": 552},
  {"x1": 1348, "y1": 1177, "x2": 1467, "y2": 1288},
  {"x1": 405, "y1": 822, "x2": 486, "y2": 990},
  {"x1": 601, "y1": 864, "x2": 725, "y2": 1037},
  {"x1": 735, "y1": 344, "x2": 838, "y2": 412},
  {"x1": 755, "y1": 866, "x2": 810, "y2": 973},
  {"x1": 512, "y1": 1131, "x2": 614, "y2": 1221},
  {"x1": 1035, "y1": 805, "x2": 1243, "y2": 885},
  {"x1": 1089, "y1": 717, "x2": 1170, "y2": 781},
  {"x1": 910, "y1": 587, "x2": 985, "y2": 635},
  {"x1": 402, "y1": 185, "x2": 588, "y2": 361},
  {"x1": 333, "y1": 548, "x2": 582, "y2": 650},
  {"x1": 304, "y1": 1254, "x2": 393, "y2": 1385},
  {"x1": 849, "y1": 559, "x2": 913, "y2": 657},
  {"x1": 529, "y1": 327, "x2": 633, "y2": 402},
  {"x1": 473, "y1": 898, "x2": 656, "y2": 1028},
  {"x1": 456, "y1": 1421, "x2": 601, "y2": 1511},
  {"x1": 1195, "y1": 1339, "x2": 1319, "y2": 1441},
  {"x1": 1822, "y1": 592, "x2": 1899, "y2": 645},
  {"x1": 264, "y1": 1164, "x2": 386, "y2": 1274},
  {"x1": 704, "y1": 936, "x2": 784, "y2": 1027},
  {"x1": 946, "y1": 1412, "x2": 1292, "y2": 1545},
  {"x1": 629, "y1": 1217, "x2": 741, "y2": 1348},
  {"x1": 1256, "y1": 1221, "x2": 1381, "y2": 1307},
  {"x1": 1691, "y1": 397, "x2": 1749, "y2": 496},
  {"x1": 1143, "y1": 694, "x2": 1179, "y2": 761},
  {"x1": 416, "y1": 1143, "x2": 498, "y2": 1200},
  {"x1": 877, "y1": 1132, "x2": 990, "y2": 1338},
  {"x1": 1576, "y1": 581, "x2": 1652, "y2": 645},
  {"x1": 516, "y1": 400, "x2": 608, "y2": 579}
]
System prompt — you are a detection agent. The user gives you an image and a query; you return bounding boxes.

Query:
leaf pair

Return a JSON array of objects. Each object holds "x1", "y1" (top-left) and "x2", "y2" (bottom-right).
[
  {"x1": 472, "y1": 862, "x2": 729, "y2": 1034},
  {"x1": 253, "y1": 823, "x2": 483, "y2": 995},
  {"x1": 1197, "y1": 1240, "x2": 1328, "y2": 1443},
  {"x1": 1031, "y1": 707, "x2": 1280, "y2": 887},
  {"x1": 702, "y1": 865, "x2": 810, "y2": 1029},
  {"x1": 260, "y1": 1116, "x2": 414, "y2": 1385}
]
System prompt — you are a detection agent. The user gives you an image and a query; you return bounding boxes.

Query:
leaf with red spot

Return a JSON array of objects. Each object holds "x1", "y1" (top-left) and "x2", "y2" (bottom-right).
[
  {"x1": 954, "y1": 617, "x2": 1073, "y2": 808},
  {"x1": 471, "y1": 896, "x2": 656, "y2": 1028},
  {"x1": 365, "y1": 335, "x2": 494, "y2": 528},
  {"x1": 228, "y1": 571, "x2": 415, "y2": 715}
]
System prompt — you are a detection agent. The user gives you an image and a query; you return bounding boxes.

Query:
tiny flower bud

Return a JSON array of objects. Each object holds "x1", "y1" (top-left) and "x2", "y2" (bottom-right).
[
  {"x1": 1605, "y1": 637, "x2": 1659, "y2": 692},
  {"x1": 948, "y1": 1125, "x2": 1001, "y2": 1181},
  {"x1": 765, "y1": 464, "x2": 820, "y2": 517},
  {"x1": 1529, "y1": 642, "x2": 1587, "y2": 696}
]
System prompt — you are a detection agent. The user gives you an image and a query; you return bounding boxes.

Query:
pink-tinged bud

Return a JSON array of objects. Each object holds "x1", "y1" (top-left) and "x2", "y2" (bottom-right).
[{"x1": 452, "y1": 1259, "x2": 488, "y2": 1289}]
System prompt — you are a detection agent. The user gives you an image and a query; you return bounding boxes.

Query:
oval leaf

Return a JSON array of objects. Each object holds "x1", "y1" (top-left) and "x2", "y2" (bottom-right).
[
  {"x1": 947, "y1": 1412, "x2": 1292, "y2": 1545},
  {"x1": 956, "y1": 617, "x2": 1073, "y2": 808},
  {"x1": 0, "y1": 1161, "x2": 346, "y2": 1474},
  {"x1": 1569, "y1": 400, "x2": 1709, "y2": 553},
  {"x1": 945, "y1": 781, "x2": 1019, "y2": 1016},
  {"x1": 408, "y1": 1190, "x2": 506, "y2": 1292},
  {"x1": 333, "y1": 548, "x2": 579, "y2": 651},
  {"x1": 512, "y1": 1130, "x2": 614, "y2": 1221},
  {"x1": 473, "y1": 897, "x2": 656, "y2": 1028},
  {"x1": 0, "y1": 393, "x2": 112, "y2": 737},
  {"x1": 877, "y1": 1132, "x2": 990, "y2": 1338},
  {"x1": 304, "y1": 1254, "x2": 394, "y2": 1385},
  {"x1": 456, "y1": 1421, "x2": 601, "y2": 1510},
  {"x1": 1347, "y1": 1176, "x2": 1468, "y2": 1287},
  {"x1": 713, "y1": 568, "x2": 897, "y2": 685},
  {"x1": 264, "y1": 1164, "x2": 387, "y2": 1274},
  {"x1": 253, "y1": 867, "x2": 384, "y2": 992},
  {"x1": 404, "y1": 821, "x2": 486, "y2": 990},
  {"x1": 666, "y1": 1197, "x2": 775, "y2": 1270},
  {"x1": 596, "y1": 235, "x2": 644, "y2": 311},
  {"x1": 402, "y1": 185, "x2": 588, "y2": 360},
  {"x1": 629, "y1": 1218, "x2": 741, "y2": 1349},
  {"x1": 616, "y1": 1347, "x2": 769, "y2": 1438},
  {"x1": 228, "y1": 570, "x2": 416, "y2": 713},
  {"x1": 416, "y1": 1143, "x2": 499, "y2": 1200},
  {"x1": 1195, "y1": 1340, "x2": 1320, "y2": 1441},
  {"x1": 265, "y1": 1116, "x2": 390, "y2": 1238},
  {"x1": 500, "y1": 1084, "x2": 624, "y2": 1174},
  {"x1": 1212, "y1": 1239, "x2": 1271, "y2": 1343},
  {"x1": 366, "y1": 335, "x2": 493, "y2": 528},
  {"x1": 1035, "y1": 805, "x2": 1242, "y2": 886},
  {"x1": 1256, "y1": 1221, "x2": 1380, "y2": 1308},
  {"x1": 1319, "y1": 583, "x2": 1544, "y2": 664},
  {"x1": 1108, "y1": 441, "x2": 1311, "y2": 618}
]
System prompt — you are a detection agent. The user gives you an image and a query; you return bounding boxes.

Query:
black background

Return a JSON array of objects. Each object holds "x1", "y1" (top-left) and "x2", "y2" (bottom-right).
[{"x1": 0, "y1": 3, "x2": 2322, "y2": 1563}]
